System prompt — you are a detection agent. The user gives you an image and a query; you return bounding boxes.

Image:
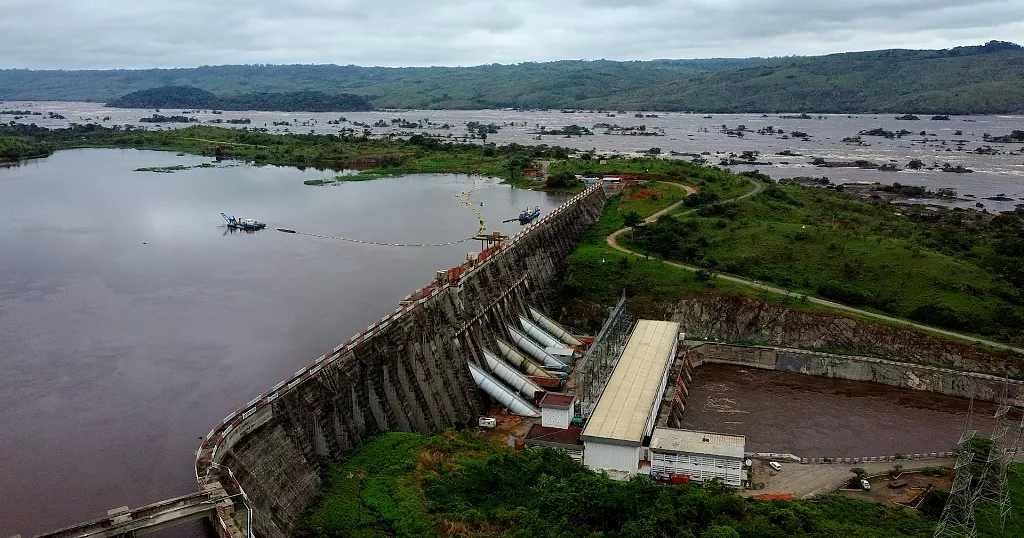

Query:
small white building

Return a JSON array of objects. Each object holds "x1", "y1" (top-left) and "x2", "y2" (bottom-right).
[
  {"x1": 539, "y1": 393, "x2": 575, "y2": 429},
  {"x1": 580, "y1": 320, "x2": 679, "y2": 477},
  {"x1": 649, "y1": 428, "x2": 746, "y2": 487}
]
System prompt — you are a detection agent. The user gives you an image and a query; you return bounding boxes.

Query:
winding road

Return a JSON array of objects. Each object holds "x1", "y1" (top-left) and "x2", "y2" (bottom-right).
[{"x1": 605, "y1": 179, "x2": 1024, "y2": 356}]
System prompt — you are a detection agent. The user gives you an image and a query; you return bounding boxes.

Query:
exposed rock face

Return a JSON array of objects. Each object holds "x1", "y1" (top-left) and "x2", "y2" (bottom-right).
[
  {"x1": 670, "y1": 294, "x2": 1022, "y2": 376},
  {"x1": 684, "y1": 342, "x2": 1024, "y2": 405}
]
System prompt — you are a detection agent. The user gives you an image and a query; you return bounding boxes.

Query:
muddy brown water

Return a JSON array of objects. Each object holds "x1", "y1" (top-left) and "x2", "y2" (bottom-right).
[
  {"x1": 4, "y1": 101, "x2": 1024, "y2": 211},
  {"x1": 681, "y1": 363, "x2": 1018, "y2": 459},
  {"x1": 0, "y1": 149, "x2": 566, "y2": 535}
]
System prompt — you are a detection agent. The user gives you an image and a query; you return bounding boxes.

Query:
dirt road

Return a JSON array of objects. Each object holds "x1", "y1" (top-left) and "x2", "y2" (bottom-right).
[{"x1": 603, "y1": 179, "x2": 1023, "y2": 355}]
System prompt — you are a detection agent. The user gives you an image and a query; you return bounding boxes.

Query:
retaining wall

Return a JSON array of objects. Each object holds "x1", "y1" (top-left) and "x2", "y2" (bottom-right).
[
  {"x1": 195, "y1": 185, "x2": 607, "y2": 538},
  {"x1": 686, "y1": 342, "x2": 1024, "y2": 405},
  {"x1": 670, "y1": 294, "x2": 1022, "y2": 375}
]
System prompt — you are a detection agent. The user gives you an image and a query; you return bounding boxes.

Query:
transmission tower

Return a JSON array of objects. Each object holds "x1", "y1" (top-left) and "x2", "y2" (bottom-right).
[
  {"x1": 972, "y1": 379, "x2": 1016, "y2": 531},
  {"x1": 935, "y1": 397, "x2": 979, "y2": 538},
  {"x1": 973, "y1": 383, "x2": 1010, "y2": 504},
  {"x1": 935, "y1": 428, "x2": 980, "y2": 538}
]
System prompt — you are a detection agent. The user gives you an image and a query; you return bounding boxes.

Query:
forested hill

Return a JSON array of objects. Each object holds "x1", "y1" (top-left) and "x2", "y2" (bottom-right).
[
  {"x1": 106, "y1": 86, "x2": 373, "y2": 112},
  {"x1": 2, "y1": 41, "x2": 1022, "y2": 113}
]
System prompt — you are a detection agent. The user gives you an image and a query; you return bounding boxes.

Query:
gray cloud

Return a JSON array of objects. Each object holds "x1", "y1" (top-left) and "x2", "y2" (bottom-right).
[{"x1": 0, "y1": 0, "x2": 1020, "y2": 68}]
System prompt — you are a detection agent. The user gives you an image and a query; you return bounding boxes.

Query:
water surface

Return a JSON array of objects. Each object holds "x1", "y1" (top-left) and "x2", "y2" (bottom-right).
[
  {"x1": 0, "y1": 149, "x2": 565, "y2": 534},
  {"x1": 4, "y1": 101, "x2": 1023, "y2": 210}
]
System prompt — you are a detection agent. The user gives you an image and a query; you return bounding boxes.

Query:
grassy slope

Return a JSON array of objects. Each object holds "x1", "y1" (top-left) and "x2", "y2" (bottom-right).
[
  {"x1": 0, "y1": 59, "x2": 754, "y2": 107},
  {"x1": 1, "y1": 44, "x2": 1022, "y2": 112},
  {"x1": 977, "y1": 464, "x2": 1024, "y2": 537},
  {"x1": 555, "y1": 163, "x2": 834, "y2": 327},
  {"x1": 297, "y1": 431, "x2": 954, "y2": 538},
  {"x1": 625, "y1": 47, "x2": 1024, "y2": 113},
  {"x1": 622, "y1": 181, "x2": 1023, "y2": 343}
]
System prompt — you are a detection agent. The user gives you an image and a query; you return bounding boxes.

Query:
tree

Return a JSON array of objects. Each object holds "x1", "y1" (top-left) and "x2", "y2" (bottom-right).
[
  {"x1": 546, "y1": 171, "x2": 580, "y2": 189},
  {"x1": 848, "y1": 467, "x2": 868, "y2": 488},
  {"x1": 703, "y1": 525, "x2": 740, "y2": 538},
  {"x1": 919, "y1": 490, "x2": 950, "y2": 519},
  {"x1": 623, "y1": 211, "x2": 644, "y2": 228}
]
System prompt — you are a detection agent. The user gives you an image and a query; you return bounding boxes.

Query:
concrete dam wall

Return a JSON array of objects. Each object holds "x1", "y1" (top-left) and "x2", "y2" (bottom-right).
[
  {"x1": 669, "y1": 294, "x2": 1022, "y2": 376},
  {"x1": 685, "y1": 342, "x2": 1024, "y2": 405},
  {"x1": 195, "y1": 185, "x2": 607, "y2": 538}
]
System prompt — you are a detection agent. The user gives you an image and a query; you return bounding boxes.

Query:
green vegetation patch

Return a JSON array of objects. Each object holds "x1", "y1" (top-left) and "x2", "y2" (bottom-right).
[
  {"x1": 134, "y1": 163, "x2": 215, "y2": 173},
  {"x1": 977, "y1": 463, "x2": 1024, "y2": 537},
  {"x1": 624, "y1": 181, "x2": 1024, "y2": 343},
  {"x1": 297, "y1": 431, "x2": 944, "y2": 538},
  {"x1": 108, "y1": 85, "x2": 373, "y2": 112},
  {"x1": 0, "y1": 136, "x2": 52, "y2": 162},
  {"x1": 0, "y1": 124, "x2": 569, "y2": 184},
  {"x1": 4, "y1": 42, "x2": 1024, "y2": 112}
]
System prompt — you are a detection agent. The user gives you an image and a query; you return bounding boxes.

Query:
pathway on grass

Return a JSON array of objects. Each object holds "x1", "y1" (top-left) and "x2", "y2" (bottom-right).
[{"x1": 605, "y1": 179, "x2": 1024, "y2": 356}]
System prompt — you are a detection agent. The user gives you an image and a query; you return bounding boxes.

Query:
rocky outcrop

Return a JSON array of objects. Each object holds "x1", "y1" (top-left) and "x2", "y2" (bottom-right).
[
  {"x1": 685, "y1": 342, "x2": 1024, "y2": 405},
  {"x1": 670, "y1": 294, "x2": 1022, "y2": 376}
]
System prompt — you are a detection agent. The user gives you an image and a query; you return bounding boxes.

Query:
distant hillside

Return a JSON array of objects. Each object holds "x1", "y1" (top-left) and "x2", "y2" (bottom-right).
[
  {"x1": 611, "y1": 41, "x2": 1024, "y2": 114},
  {"x1": 1, "y1": 42, "x2": 1022, "y2": 113},
  {"x1": 106, "y1": 86, "x2": 373, "y2": 112}
]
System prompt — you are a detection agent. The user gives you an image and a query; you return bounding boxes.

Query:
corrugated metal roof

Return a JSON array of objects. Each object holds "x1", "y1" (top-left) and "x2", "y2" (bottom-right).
[
  {"x1": 539, "y1": 393, "x2": 575, "y2": 408},
  {"x1": 650, "y1": 427, "x2": 746, "y2": 459},
  {"x1": 581, "y1": 320, "x2": 678, "y2": 445}
]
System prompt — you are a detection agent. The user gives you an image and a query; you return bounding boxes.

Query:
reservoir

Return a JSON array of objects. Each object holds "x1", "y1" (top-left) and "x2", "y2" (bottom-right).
[{"x1": 0, "y1": 149, "x2": 566, "y2": 534}]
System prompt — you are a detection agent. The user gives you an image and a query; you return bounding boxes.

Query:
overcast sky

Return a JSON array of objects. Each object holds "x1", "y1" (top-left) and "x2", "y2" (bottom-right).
[{"x1": 2, "y1": 0, "x2": 1022, "y2": 69}]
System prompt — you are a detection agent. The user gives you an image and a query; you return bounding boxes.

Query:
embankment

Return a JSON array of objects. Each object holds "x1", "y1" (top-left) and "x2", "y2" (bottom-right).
[
  {"x1": 196, "y1": 185, "x2": 606, "y2": 538},
  {"x1": 670, "y1": 294, "x2": 1023, "y2": 376},
  {"x1": 684, "y1": 342, "x2": 1024, "y2": 405}
]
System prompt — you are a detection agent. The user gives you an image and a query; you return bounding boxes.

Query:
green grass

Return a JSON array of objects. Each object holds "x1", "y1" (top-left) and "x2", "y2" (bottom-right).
[
  {"x1": 298, "y1": 431, "x2": 946, "y2": 538},
  {"x1": 976, "y1": 463, "x2": 1024, "y2": 537},
  {"x1": 624, "y1": 181, "x2": 1024, "y2": 343},
  {"x1": 559, "y1": 188, "x2": 849, "y2": 328},
  {"x1": 550, "y1": 157, "x2": 750, "y2": 200},
  {"x1": 617, "y1": 182, "x2": 689, "y2": 216}
]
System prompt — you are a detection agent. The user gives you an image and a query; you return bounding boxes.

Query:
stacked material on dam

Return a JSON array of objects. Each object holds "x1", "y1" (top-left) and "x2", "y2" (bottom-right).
[
  {"x1": 530, "y1": 306, "x2": 583, "y2": 346},
  {"x1": 196, "y1": 184, "x2": 607, "y2": 538},
  {"x1": 468, "y1": 361, "x2": 541, "y2": 417}
]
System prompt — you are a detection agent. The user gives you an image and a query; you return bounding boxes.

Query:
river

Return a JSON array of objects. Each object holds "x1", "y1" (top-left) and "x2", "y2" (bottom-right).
[
  {"x1": 682, "y1": 364, "x2": 1020, "y2": 459},
  {"x1": 3, "y1": 101, "x2": 1023, "y2": 211},
  {"x1": 0, "y1": 148, "x2": 566, "y2": 535}
]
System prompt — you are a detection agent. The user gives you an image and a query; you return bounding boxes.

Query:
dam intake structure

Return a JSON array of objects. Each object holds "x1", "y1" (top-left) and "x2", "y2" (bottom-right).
[{"x1": 193, "y1": 184, "x2": 608, "y2": 538}]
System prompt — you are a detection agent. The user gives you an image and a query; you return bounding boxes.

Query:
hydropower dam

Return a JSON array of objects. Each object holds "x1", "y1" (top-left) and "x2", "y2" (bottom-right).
[
  {"x1": 23, "y1": 178, "x2": 1023, "y2": 538},
  {"x1": 25, "y1": 184, "x2": 608, "y2": 538}
]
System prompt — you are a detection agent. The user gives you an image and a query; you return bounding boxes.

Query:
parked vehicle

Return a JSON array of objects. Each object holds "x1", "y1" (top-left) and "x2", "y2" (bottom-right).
[
  {"x1": 769, "y1": 461, "x2": 782, "y2": 471},
  {"x1": 861, "y1": 478, "x2": 871, "y2": 491}
]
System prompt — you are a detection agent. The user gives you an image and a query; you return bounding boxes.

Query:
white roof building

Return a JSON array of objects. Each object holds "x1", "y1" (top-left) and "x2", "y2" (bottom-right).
[
  {"x1": 581, "y1": 320, "x2": 679, "y2": 476},
  {"x1": 649, "y1": 428, "x2": 747, "y2": 487}
]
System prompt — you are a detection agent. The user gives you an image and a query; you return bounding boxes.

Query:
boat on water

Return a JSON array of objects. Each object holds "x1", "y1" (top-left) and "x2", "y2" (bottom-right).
[
  {"x1": 518, "y1": 206, "x2": 541, "y2": 224},
  {"x1": 221, "y1": 212, "x2": 266, "y2": 230}
]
